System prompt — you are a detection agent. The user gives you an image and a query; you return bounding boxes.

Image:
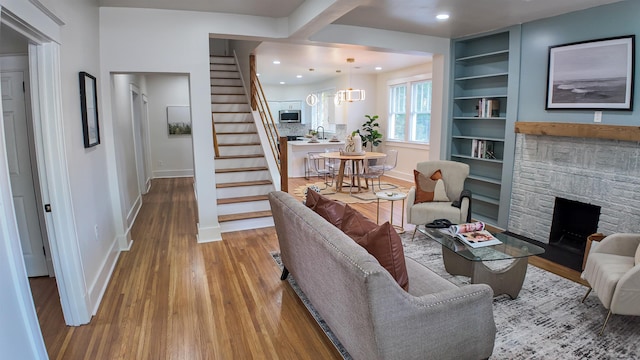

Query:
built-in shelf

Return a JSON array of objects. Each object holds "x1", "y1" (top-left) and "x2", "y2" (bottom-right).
[
  {"x1": 514, "y1": 122, "x2": 640, "y2": 142},
  {"x1": 451, "y1": 154, "x2": 503, "y2": 163},
  {"x1": 454, "y1": 95, "x2": 508, "y2": 100},
  {"x1": 468, "y1": 174, "x2": 502, "y2": 185},
  {"x1": 472, "y1": 194, "x2": 501, "y2": 205},
  {"x1": 454, "y1": 116, "x2": 506, "y2": 120},
  {"x1": 455, "y1": 73, "x2": 509, "y2": 81},
  {"x1": 452, "y1": 135, "x2": 505, "y2": 142},
  {"x1": 456, "y1": 49, "x2": 509, "y2": 62}
]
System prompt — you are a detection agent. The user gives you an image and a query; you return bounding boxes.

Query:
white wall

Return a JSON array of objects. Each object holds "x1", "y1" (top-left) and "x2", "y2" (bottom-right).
[
  {"x1": 375, "y1": 62, "x2": 433, "y2": 181},
  {"x1": 145, "y1": 74, "x2": 194, "y2": 178}
]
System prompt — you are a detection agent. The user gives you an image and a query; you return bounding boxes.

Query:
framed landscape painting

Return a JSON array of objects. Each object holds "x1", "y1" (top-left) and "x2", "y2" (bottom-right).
[{"x1": 546, "y1": 35, "x2": 635, "y2": 110}]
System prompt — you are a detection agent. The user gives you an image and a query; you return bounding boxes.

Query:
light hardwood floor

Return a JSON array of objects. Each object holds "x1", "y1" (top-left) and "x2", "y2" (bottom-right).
[{"x1": 31, "y1": 176, "x2": 584, "y2": 359}]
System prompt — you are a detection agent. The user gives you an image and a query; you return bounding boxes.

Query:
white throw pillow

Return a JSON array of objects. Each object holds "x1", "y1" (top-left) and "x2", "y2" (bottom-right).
[
  {"x1": 433, "y1": 179, "x2": 449, "y2": 202},
  {"x1": 635, "y1": 242, "x2": 640, "y2": 266}
]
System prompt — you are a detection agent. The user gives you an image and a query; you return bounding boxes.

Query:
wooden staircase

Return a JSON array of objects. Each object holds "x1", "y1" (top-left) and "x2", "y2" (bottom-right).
[{"x1": 211, "y1": 55, "x2": 274, "y2": 232}]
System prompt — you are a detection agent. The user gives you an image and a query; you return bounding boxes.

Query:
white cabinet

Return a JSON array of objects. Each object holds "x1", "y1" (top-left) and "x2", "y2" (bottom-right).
[{"x1": 268, "y1": 100, "x2": 303, "y2": 123}]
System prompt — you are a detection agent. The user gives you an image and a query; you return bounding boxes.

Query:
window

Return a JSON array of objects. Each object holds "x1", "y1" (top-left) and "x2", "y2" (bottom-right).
[
  {"x1": 388, "y1": 78, "x2": 432, "y2": 143},
  {"x1": 310, "y1": 88, "x2": 336, "y2": 132}
]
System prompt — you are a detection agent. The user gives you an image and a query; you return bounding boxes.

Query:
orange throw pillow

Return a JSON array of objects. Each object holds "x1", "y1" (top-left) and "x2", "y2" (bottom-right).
[
  {"x1": 414, "y1": 169, "x2": 449, "y2": 204},
  {"x1": 355, "y1": 222, "x2": 409, "y2": 291}
]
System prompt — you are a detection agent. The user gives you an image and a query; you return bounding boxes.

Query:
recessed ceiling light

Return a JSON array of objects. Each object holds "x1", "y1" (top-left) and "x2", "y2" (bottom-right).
[
  {"x1": 375, "y1": 66, "x2": 382, "y2": 71},
  {"x1": 279, "y1": 81, "x2": 286, "y2": 85},
  {"x1": 296, "y1": 75, "x2": 303, "y2": 78},
  {"x1": 273, "y1": 60, "x2": 281, "y2": 65},
  {"x1": 436, "y1": 14, "x2": 449, "y2": 20}
]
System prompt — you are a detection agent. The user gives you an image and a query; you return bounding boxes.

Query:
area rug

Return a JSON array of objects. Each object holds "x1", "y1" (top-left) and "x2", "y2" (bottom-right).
[
  {"x1": 293, "y1": 181, "x2": 410, "y2": 204},
  {"x1": 271, "y1": 232, "x2": 640, "y2": 359}
]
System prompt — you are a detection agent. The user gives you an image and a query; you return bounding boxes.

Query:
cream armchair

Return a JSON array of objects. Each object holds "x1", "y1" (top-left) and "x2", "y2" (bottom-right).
[
  {"x1": 581, "y1": 233, "x2": 640, "y2": 335},
  {"x1": 407, "y1": 161, "x2": 471, "y2": 239}
]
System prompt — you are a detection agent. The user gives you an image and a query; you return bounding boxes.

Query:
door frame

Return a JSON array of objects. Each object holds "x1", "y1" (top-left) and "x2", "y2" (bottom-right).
[{"x1": 1, "y1": 9, "x2": 91, "y2": 329}]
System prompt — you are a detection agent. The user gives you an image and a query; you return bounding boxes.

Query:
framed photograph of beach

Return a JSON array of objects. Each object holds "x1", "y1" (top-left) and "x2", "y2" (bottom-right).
[{"x1": 546, "y1": 35, "x2": 635, "y2": 110}]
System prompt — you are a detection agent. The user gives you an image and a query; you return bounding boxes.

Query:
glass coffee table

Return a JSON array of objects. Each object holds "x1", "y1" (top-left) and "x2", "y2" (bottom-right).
[{"x1": 418, "y1": 226, "x2": 545, "y2": 299}]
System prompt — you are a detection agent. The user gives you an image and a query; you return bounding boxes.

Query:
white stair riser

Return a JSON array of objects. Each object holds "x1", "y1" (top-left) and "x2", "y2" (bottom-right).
[
  {"x1": 215, "y1": 157, "x2": 266, "y2": 169},
  {"x1": 216, "y1": 184, "x2": 274, "y2": 198},
  {"x1": 211, "y1": 71, "x2": 239, "y2": 79},
  {"x1": 211, "y1": 86, "x2": 244, "y2": 95},
  {"x1": 217, "y1": 145, "x2": 263, "y2": 156},
  {"x1": 210, "y1": 78, "x2": 243, "y2": 87},
  {"x1": 210, "y1": 57, "x2": 235, "y2": 64},
  {"x1": 212, "y1": 104, "x2": 251, "y2": 112},
  {"x1": 220, "y1": 217, "x2": 274, "y2": 233},
  {"x1": 216, "y1": 171, "x2": 270, "y2": 183},
  {"x1": 210, "y1": 64, "x2": 237, "y2": 72},
  {"x1": 217, "y1": 200, "x2": 271, "y2": 215},
  {"x1": 215, "y1": 123, "x2": 256, "y2": 133},
  {"x1": 211, "y1": 94, "x2": 247, "y2": 103},
  {"x1": 217, "y1": 134, "x2": 259, "y2": 144},
  {"x1": 213, "y1": 113, "x2": 253, "y2": 122}
]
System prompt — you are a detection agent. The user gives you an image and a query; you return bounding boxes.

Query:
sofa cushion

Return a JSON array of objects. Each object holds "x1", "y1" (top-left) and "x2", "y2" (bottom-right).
[
  {"x1": 304, "y1": 187, "x2": 321, "y2": 208},
  {"x1": 414, "y1": 169, "x2": 449, "y2": 204},
  {"x1": 341, "y1": 204, "x2": 378, "y2": 239},
  {"x1": 308, "y1": 190, "x2": 347, "y2": 228},
  {"x1": 355, "y1": 222, "x2": 409, "y2": 291}
]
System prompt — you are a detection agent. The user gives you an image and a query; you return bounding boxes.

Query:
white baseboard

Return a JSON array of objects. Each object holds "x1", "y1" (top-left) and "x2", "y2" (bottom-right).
[
  {"x1": 386, "y1": 170, "x2": 413, "y2": 183},
  {"x1": 126, "y1": 195, "x2": 142, "y2": 229},
  {"x1": 88, "y1": 237, "x2": 121, "y2": 315},
  {"x1": 197, "y1": 223, "x2": 222, "y2": 243},
  {"x1": 152, "y1": 169, "x2": 194, "y2": 178}
]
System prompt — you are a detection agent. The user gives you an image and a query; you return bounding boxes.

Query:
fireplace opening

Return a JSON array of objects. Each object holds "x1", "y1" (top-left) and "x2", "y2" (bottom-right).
[{"x1": 547, "y1": 197, "x2": 601, "y2": 270}]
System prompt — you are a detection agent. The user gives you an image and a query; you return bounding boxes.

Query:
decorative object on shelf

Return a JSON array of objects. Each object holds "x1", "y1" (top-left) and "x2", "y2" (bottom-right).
[
  {"x1": 354, "y1": 114, "x2": 383, "y2": 152},
  {"x1": 476, "y1": 98, "x2": 500, "y2": 117},
  {"x1": 546, "y1": 35, "x2": 635, "y2": 110},
  {"x1": 79, "y1": 71, "x2": 100, "y2": 148}
]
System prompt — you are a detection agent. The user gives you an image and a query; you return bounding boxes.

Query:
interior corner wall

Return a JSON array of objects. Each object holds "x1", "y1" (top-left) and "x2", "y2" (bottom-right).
[
  {"x1": 228, "y1": 39, "x2": 261, "y2": 95},
  {"x1": 518, "y1": 0, "x2": 640, "y2": 125},
  {"x1": 145, "y1": 74, "x2": 194, "y2": 178}
]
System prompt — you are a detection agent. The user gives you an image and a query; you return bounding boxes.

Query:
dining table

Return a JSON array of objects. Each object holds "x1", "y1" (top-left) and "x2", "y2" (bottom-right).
[{"x1": 319, "y1": 151, "x2": 386, "y2": 193}]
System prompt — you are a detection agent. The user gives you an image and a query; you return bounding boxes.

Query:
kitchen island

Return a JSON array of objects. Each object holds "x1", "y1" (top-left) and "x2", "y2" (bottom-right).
[{"x1": 287, "y1": 140, "x2": 345, "y2": 178}]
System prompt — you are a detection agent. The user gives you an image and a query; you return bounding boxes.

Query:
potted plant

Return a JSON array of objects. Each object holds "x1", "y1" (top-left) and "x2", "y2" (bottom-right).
[{"x1": 355, "y1": 115, "x2": 383, "y2": 151}]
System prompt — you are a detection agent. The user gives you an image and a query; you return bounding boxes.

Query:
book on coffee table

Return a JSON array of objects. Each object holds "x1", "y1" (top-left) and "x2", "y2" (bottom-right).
[{"x1": 441, "y1": 221, "x2": 502, "y2": 248}]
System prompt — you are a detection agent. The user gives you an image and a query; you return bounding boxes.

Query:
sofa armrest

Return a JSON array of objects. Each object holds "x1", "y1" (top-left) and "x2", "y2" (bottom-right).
[
  {"x1": 370, "y1": 280, "x2": 496, "y2": 360},
  {"x1": 406, "y1": 186, "x2": 416, "y2": 224},
  {"x1": 594, "y1": 233, "x2": 640, "y2": 257},
  {"x1": 611, "y1": 264, "x2": 640, "y2": 315}
]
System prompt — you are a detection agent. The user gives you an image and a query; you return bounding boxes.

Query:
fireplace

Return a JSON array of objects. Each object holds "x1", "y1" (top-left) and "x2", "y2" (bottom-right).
[
  {"x1": 507, "y1": 131, "x2": 640, "y2": 271},
  {"x1": 547, "y1": 197, "x2": 600, "y2": 270}
]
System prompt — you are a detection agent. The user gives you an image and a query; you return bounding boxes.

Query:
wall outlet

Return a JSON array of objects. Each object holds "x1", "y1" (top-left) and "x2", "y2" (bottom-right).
[
  {"x1": 158, "y1": 160, "x2": 164, "y2": 167},
  {"x1": 594, "y1": 111, "x2": 602, "y2": 123},
  {"x1": 94, "y1": 225, "x2": 99, "y2": 241}
]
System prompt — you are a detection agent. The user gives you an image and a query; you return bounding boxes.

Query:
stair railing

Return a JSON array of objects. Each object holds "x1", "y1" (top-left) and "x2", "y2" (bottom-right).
[{"x1": 250, "y1": 55, "x2": 281, "y2": 173}]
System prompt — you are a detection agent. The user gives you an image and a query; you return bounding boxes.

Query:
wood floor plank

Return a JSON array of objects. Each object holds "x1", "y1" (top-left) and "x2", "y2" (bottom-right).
[{"x1": 31, "y1": 175, "x2": 584, "y2": 359}]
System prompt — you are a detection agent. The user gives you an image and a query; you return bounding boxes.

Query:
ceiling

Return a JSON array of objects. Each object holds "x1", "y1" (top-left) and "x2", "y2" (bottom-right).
[{"x1": 99, "y1": 0, "x2": 624, "y2": 85}]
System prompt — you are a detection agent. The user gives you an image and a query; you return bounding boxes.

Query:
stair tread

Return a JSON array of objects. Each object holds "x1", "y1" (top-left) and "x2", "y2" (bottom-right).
[
  {"x1": 215, "y1": 154, "x2": 264, "y2": 159},
  {"x1": 218, "y1": 210, "x2": 272, "y2": 223},
  {"x1": 217, "y1": 195, "x2": 269, "y2": 205},
  {"x1": 216, "y1": 166, "x2": 268, "y2": 173},
  {"x1": 216, "y1": 180, "x2": 272, "y2": 188},
  {"x1": 213, "y1": 121, "x2": 254, "y2": 124},
  {"x1": 217, "y1": 131, "x2": 257, "y2": 135},
  {"x1": 217, "y1": 142, "x2": 261, "y2": 146}
]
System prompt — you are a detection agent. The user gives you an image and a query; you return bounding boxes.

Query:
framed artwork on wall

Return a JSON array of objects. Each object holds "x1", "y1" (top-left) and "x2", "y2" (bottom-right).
[
  {"x1": 167, "y1": 105, "x2": 192, "y2": 136},
  {"x1": 546, "y1": 35, "x2": 635, "y2": 110},
  {"x1": 79, "y1": 71, "x2": 100, "y2": 147}
]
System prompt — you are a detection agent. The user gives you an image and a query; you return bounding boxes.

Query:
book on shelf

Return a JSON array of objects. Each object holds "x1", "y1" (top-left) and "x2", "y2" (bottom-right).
[
  {"x1": 471, "y1": 139, "x2": 495, "y2": 159},
  {"x1": 442, "y1": 221, "x2": 502, "y2": 248},
  {"x1": 475, "y1": 98, "x2": 500, "y2": 118}
]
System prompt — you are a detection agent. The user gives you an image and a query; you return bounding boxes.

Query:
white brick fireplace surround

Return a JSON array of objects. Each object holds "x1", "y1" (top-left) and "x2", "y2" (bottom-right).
[{"x1": 508, "y1": 133, "x2": 640, "y2": 244}]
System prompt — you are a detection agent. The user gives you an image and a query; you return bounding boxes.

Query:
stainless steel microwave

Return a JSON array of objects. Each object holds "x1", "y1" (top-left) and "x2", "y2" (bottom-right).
[{"x1": 279, "y1": 110, "x2": 301, "y2": 123}]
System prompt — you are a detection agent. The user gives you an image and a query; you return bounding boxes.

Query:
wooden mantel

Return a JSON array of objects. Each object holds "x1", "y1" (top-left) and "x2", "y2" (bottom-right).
[{"x1": 514, "y1": 122, "x2": 640, "y2": 142}]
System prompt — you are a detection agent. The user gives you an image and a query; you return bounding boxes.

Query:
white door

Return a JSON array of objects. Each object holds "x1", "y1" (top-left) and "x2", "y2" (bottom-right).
[{"x1": 2, "y1": 70, "x2": 48, "y2": 277}]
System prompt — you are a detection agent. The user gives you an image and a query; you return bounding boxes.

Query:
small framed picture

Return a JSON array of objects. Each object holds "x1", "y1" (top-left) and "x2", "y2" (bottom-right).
[
  {"x1": 79, "y1": 72, "x2": 100, "y2": 147},
  {"x1": 546, "y1": 35, "x2": 635, "y2": 110}
]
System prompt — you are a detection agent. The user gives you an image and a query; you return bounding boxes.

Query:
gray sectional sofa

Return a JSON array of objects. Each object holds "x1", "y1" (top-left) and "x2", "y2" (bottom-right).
[{"x1": 269, "y1": 191, "x2": 496, "y2": 360}]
